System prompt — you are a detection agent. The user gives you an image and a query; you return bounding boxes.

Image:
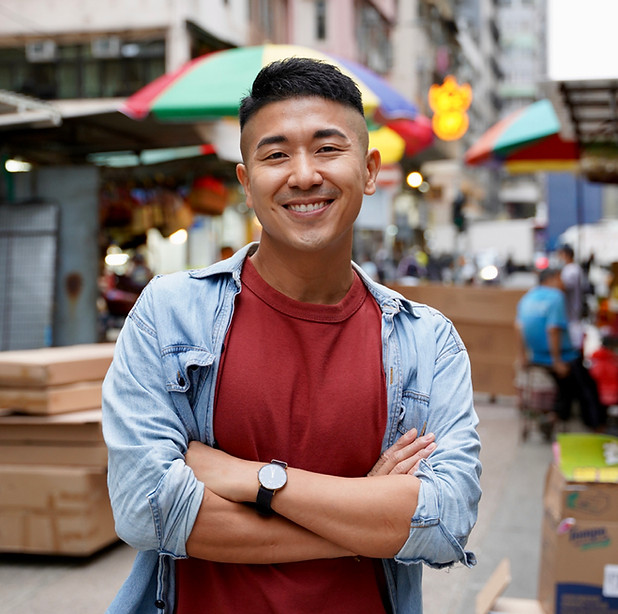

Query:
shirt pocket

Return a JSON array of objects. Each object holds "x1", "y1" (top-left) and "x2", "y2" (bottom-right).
[
  {"x1": 162, "y1": 347, "x2": 216, "y2": 439},
  {"x1": 397, "y1": 389, "x2": 430, "y2": 438}
]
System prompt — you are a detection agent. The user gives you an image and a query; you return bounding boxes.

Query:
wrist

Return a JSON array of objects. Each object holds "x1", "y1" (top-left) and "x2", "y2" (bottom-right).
[{"x1": 235, "y1": 459, "x2": 263, "y2": 503}]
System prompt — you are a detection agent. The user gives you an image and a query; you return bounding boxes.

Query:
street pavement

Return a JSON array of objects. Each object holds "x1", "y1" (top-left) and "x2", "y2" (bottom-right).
[{"x1": 1, "y1": 394, "x2": 557, "y2": 614}]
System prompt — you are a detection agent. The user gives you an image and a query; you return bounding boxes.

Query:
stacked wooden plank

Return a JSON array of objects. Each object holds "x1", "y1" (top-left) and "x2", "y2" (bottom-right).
[{"x1": 0, "y1": 343, "x2": 118, "y2": 556}]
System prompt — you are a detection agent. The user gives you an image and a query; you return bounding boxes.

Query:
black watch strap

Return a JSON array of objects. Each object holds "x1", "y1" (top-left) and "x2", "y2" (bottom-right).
[{"x1": 256, "y1": 484, "x2": 276, "y2": 515}]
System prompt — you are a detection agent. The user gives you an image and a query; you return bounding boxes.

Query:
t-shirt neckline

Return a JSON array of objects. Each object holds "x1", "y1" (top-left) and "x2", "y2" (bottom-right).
[{"x1": 241, "y1": 257, "x2": 368, "y2": 323}]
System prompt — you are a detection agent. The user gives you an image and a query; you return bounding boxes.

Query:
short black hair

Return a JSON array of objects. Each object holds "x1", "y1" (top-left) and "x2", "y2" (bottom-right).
[
  {"x1": 538, "y1": 267, "x2": 561, "y2": 284},
  {"x1": 557, "y1": 244, "x2": 574, "y2": 259},
  {"x1": 239, "y1": 57, "x2": 365, "y2": 130}
]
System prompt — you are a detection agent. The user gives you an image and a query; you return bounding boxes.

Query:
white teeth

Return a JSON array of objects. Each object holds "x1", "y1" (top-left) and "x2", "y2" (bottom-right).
[{"x1": 288, "y1": 202, "x2": 328, "y2": 212}]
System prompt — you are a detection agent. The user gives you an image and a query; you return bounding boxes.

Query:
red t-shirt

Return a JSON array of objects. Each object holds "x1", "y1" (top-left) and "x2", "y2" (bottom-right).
[{"x1": 176, "y1": 258, "x2": 388, "y2": 613}]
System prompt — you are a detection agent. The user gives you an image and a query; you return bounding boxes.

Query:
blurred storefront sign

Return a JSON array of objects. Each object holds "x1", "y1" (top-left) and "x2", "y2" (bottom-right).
[{"x1": 187, "y1": 176, "x2": 228, "y2": 216}]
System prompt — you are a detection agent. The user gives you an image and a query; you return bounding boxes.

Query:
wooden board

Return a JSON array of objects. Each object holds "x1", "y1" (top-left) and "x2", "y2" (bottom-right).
[
  {"x1": 0, "y1": 409, "x2": 103, "y2": 442},
  {"x1": 0, "y1": 442, "x2": 107, "y2": 467},
  {"x1": 0, "y1": 343, "x2": 115, "y2": 387},
  {"x1": 0, "y1": 381, "x2": 102, "y2": 415},
  {"x1": 389, "y1": 284, "x2": 524, "y2": 396}
]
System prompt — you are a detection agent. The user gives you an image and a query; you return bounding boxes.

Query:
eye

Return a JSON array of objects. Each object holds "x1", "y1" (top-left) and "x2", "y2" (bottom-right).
[
  {"x1": 264, "y1": 151, "x2": 287, "y2": 160},
  {"x1": 317, "y1": 145, "x2": 340, "y2": 153}
]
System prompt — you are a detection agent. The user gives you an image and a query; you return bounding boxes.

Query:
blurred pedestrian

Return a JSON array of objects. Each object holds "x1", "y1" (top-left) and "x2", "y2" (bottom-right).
[
  {"x1": 557, "y1": 244, "x2": 586, "y2": 350},
  {"x1": 103, "y1": 57, "x2": 481, "y2": 614},
  {"x1": 125, "y1": 251, "x2": 153, "y2": 292},
  {"x1": 516, "y1": 267, "x2": 606, "y2": 430}
]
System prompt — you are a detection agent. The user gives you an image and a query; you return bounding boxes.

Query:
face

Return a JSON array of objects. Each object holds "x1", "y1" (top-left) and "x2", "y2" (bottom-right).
[{"x1": 236, "y1": 96, "x2": 380, "y2": 256}]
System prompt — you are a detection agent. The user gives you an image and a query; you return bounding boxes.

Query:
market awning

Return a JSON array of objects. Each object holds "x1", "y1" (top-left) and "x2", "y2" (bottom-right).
[
  {"x1": 545, "y1": 78, "x2": 618, "y2": 183},
  {"x1": 0, "y1": 97, "x2": 214, "y2": 165}
]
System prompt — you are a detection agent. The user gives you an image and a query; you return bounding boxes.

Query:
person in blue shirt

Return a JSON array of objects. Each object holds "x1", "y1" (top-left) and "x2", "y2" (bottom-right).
[{"x1": 516, "y1": 267, "x2": 605, "y2": 429}]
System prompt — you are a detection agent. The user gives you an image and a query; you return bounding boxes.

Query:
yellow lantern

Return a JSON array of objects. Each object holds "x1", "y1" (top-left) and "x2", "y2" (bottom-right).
[{"x1": 428, "y1": 76, "x2": 472, "y2": 141}]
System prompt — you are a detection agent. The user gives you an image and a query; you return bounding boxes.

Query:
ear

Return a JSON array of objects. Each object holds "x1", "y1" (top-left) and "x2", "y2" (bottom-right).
[
  {"x1": 236, "y1": 163, "x2": 253, "y2": 209},
  {"x1": 363, "y1": 148, "x2": 381, "y2": 196}
]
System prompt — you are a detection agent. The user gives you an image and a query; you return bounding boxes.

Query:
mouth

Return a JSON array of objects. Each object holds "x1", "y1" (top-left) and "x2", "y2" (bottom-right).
[{"x1": 284, "y1": 200, "x2": 333, "y2": 213}]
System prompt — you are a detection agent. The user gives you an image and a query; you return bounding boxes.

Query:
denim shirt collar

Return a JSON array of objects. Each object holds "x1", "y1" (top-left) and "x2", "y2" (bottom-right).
[{"x1": 187, "y1": 242, "x2": 420, "y2": 319}]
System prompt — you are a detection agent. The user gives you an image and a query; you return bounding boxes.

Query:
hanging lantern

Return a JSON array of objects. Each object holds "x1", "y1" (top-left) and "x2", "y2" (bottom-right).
[{"x1": 428, "y1": 76, "x2": 472, "y2": 141}]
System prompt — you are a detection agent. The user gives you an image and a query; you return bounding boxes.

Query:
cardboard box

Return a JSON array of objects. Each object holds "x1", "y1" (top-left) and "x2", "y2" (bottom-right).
[
  {"x1": 0, "y1": 464, "x2": 118, "y2": 555},
  {"x1": 538, "y1": 463, "x2": 618, "y2": 613},
  {"x1": 0, "y1": 380, "x2": 103, "y2": 415},
  {"x1": 477, "y1": 558, "x2": 544, "y2": 613},
  {"x1": 0, "y1": 343, "x2": 115, "y2": 387},
  {"x1": 0, "y1": 409, "x2": 107, "y2": 467}
]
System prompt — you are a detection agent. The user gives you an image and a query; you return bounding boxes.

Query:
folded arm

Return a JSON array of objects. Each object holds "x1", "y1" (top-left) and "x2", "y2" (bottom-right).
[
  {"x1": 185, "y1": 427, "x2": 436, "y2": 562},
  {"x1": 186, "y1": 486, "x2": 355, "y2": 563}
]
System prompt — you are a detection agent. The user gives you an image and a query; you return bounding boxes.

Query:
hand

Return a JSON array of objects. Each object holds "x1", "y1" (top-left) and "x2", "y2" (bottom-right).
[
  {"x1": 368, "y1": 427, "x2": 436, "y2": 477},
  {"x1": 516, "y1": 356, "x2": 529, "y2": 370},
  {"x1": 185, "y1": 442, "x2": 260, "y2": 503},
  {"x1": 552, "y1": 359, "x2": 570, "y2": 378}
]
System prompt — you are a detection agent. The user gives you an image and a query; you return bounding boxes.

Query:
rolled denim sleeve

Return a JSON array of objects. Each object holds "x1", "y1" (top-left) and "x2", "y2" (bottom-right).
[
  {"x1": 102, "y1": 281, "x2": 204, "y2": 557},
  {"x1": 395, "y1": 318, "x2": 481, "y2": 568}
]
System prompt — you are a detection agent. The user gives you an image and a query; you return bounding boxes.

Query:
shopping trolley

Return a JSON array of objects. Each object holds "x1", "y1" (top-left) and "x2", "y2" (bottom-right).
[{"x1": 514, "y1": 365, "x2": 558, "y2": 441}]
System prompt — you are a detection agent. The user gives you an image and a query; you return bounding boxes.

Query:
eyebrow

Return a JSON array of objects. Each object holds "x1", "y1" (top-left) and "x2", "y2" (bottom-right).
[
  {"x1": 256, "y1": 135, "x2": 287, "y2": 150},
  {"x1": 314, "y1": 128, "x2": 348, "y2": 141},
  {"x1": 255, "y1": 128, "x2": 350, "y2": 151}
]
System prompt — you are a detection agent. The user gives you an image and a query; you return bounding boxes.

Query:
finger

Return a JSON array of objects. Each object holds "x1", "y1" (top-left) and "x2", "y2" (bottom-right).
[
  {"x1": 375, "y1": 432, "x2": 434, "y2": 476},
  {"x1": 393, "y1": 427, "x2": 419, "y2": 449},
  {"x1": 391, "y1": 442, "x2": 437, "y2": 475},
  {"x1": 369, "y1": 428, "x2": 419, "y2": 475},
  {"x1": 390, "y1": 433, "x2": 435, "y2": 463}
]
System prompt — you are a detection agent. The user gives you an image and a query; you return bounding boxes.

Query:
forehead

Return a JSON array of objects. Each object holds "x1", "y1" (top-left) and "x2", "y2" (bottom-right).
[{"x1": 240, "y1": 96, "x2": 367, "y2": 153}]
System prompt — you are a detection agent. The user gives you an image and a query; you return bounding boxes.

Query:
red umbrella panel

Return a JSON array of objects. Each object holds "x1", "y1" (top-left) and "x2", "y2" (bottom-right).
[
  {"x1": 387, "y1": 116, "x2": 434, "y2": 156},
  {"x1": 368, "y1": 115, "x2": 434, "y2": 164},
  {"x1": 503, "y1": 134, "x2": 580, "y2": 173}
]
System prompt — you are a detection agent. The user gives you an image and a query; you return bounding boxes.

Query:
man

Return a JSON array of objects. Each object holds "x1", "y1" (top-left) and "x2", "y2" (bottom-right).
[
  {"x1": 102, "y1": 58, "x2": 481, "y2": 614},
  {"x1": 516, "y1": 267, "x2": 605, "y2": 429},
  {"x1": 556, "y1": 244, "x2": 585, "y2": 350}
]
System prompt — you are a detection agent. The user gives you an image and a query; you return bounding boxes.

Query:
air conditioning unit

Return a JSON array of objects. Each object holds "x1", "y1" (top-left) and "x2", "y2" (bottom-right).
[
  {"x1": 25, "y1": 40, "x2": 57, "y2": 62},
  {"x1": 91, "y1": 36, "x2": 121, "y2": 58}
]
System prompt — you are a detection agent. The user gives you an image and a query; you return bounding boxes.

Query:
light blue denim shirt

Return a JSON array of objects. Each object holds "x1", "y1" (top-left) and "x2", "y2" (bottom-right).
[{"x1": 102, "y1": 243, "x2": 482, "y2": 614}]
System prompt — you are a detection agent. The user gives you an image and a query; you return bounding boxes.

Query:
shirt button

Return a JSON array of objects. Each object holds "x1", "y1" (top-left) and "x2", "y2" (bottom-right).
[{"x1": 154, "y1": 599, "x2": 165, "y2": 609}]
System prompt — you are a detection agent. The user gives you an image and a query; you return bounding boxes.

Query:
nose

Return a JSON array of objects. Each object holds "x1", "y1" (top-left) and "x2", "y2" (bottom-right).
[{"x1": 288, "y1": 153, "x2": 323, "y2": 190}]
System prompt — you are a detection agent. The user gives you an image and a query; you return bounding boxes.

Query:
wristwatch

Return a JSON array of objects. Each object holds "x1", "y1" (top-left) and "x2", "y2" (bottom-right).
[{"x1": 256, "y1": 459, "x2": 288, "y2": 515}]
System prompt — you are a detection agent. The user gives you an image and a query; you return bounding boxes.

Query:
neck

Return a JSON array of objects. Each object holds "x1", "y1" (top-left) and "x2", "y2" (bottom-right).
[{"x1": 249, "y1": 241, "x2": 355, "y2": 304}]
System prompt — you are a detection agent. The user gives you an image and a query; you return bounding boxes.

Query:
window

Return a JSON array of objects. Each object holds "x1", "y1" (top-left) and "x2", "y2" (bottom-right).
[
  {"x1": 316, "y1": 0, "x2": 327, "y2": 40},
  {"x1": 356, "y1": 3, "x2": 392, "y2": 73},
  {"x1": 249, "y1": 0, "x2": 288, "y2": 43},
  {"x1": 0, "y1": 38, "x2": 165, "y2": 100}
]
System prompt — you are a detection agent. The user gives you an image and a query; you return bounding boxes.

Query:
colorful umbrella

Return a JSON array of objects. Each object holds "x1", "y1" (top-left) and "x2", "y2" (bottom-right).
[
  {"x1": 368, "y1": 116, "x2": 434, "y2": 164},
  {"x1": 120, "y1": 44, "x2": 418, "y2": 124},
  {"x1": 464, "y1": 99, "x2": 567, "y2": 166}
]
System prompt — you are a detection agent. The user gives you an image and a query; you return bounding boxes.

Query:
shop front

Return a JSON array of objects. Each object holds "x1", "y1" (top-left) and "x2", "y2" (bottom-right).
[{"x1": 0, "y1": 100, "x2": 250, "y2": 349}]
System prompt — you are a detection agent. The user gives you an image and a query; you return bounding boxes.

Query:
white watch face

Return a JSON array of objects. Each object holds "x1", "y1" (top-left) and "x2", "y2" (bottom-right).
[{"x1": 258, "y1": 463, "x2": 287, "y2": 490}]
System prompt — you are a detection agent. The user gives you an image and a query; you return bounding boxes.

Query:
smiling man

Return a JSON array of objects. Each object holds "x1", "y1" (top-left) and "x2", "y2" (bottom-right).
[{"x1": 102, "y1": 58, "x2": 481, "y2": 614}]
